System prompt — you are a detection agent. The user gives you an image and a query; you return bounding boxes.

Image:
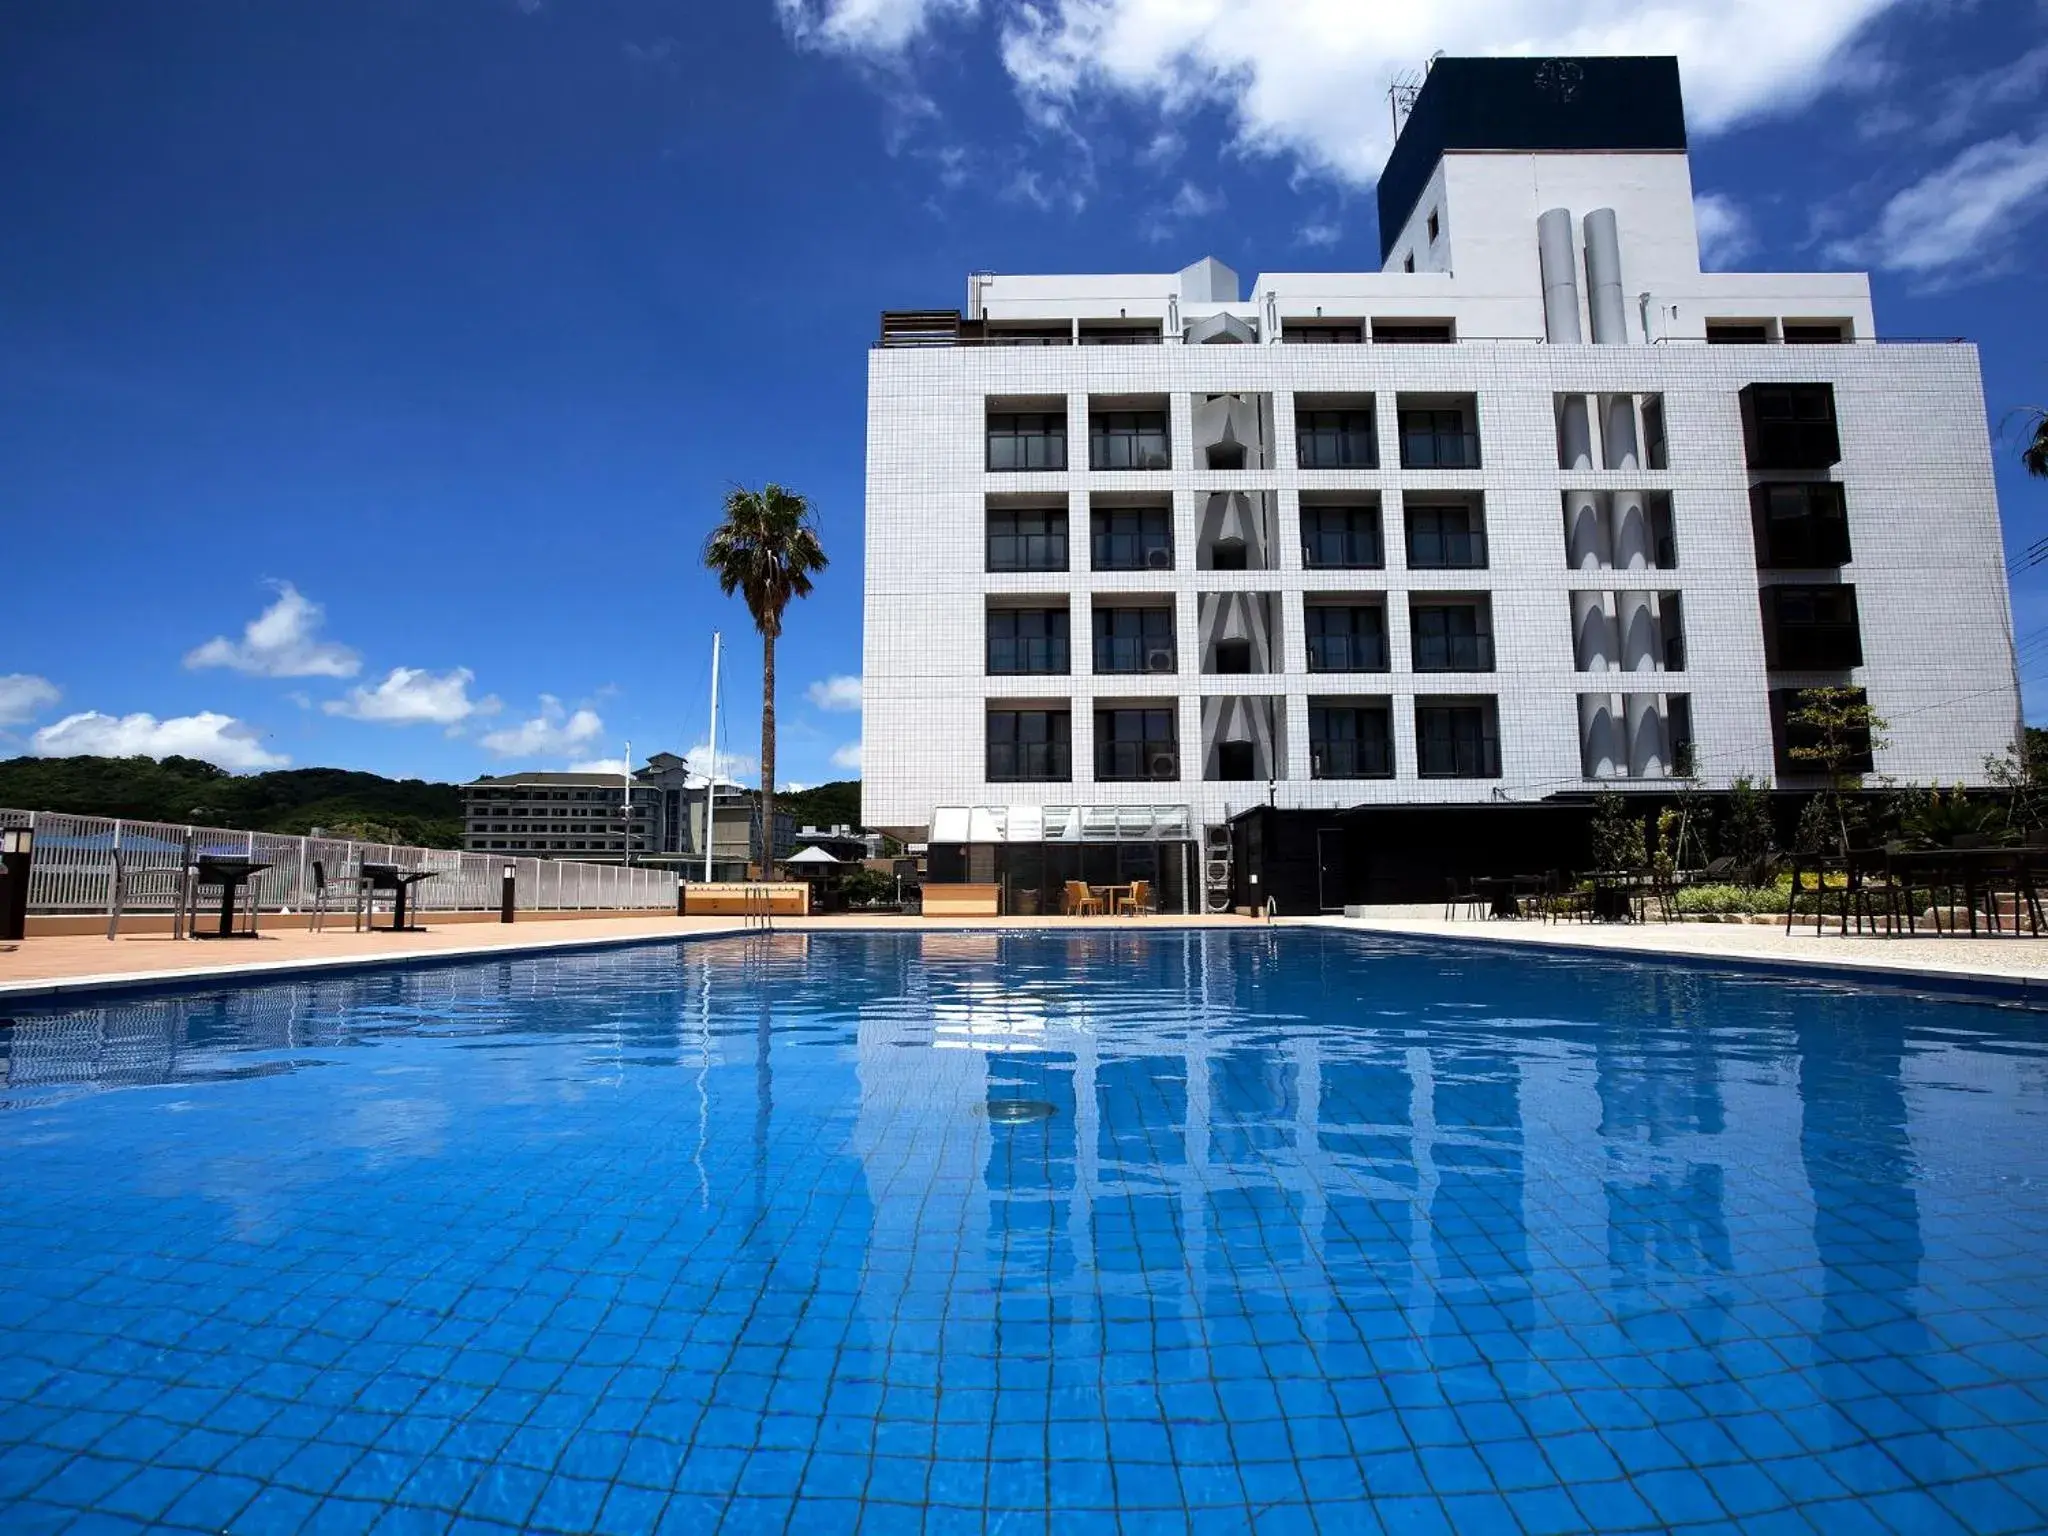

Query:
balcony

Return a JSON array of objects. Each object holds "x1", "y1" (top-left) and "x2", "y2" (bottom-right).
[
  {"x1": 1752, "y1": 483, "x2": 1851, "y2": 568},
  {"x1": 1397, "y1": 397, "x2": 1481, "y2": 470},
  {"x1": 1296, "y1": 405, "x2": 1378, "y2": 470},
  {"x1": 1762, "y1": 584, "x2": 1862, "y2": 670},
  {"x1": 1739, "y1": 383, "x2": 1841, "y2": 471},
  {"x1": 1404, "y1": 497, "x2": 1487, "y2": 570},
  {"x1": 986, "y1": 497, "x2": 1069, "y2": 573},
  {"x1": 1410, "y1": 597, "x2": 1494, "y2": 673},
  {"x1": 987, "y1": 707, "x2": 1073, "y2": 783},
  {"x1": 1300, "y1": 501, "x2": 1384, "y2": 569},
  {"x1": 985, "y1": 605, "x2": 1070, "y2": 676},
  {"x1": 1304, "y1": 602, "x2": 1390, "y2": 673},
  {"x1": 1415, "y1": 697, "x2": 1501, "y2": 778},
  {"x1": 1309, "y1": 699, "x2": 1395, "y2": 778},
  {"x1": 1090, "y1": 499, "x2": 1173, "y2": 571},
  {"x1": 1089, "y1": 401, "x2": 1172, "y2": 470},
  {"x1": 1095, "y1": 706, "x2": 1180, "y2": 782},
  {"x1": 986, "y1": 408, "x2": 1067, "y2": 473},
  {"x1": 1093, "y1": 604, "x2": 1176, "y2": 675}
]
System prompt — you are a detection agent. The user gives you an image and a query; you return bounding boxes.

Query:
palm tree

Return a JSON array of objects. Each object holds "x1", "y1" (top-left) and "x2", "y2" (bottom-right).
[
  {"x1": 703, "y1": 484, "x2": 828, "y2": 875},
  {"x1": 2024, "y1": 407, "x2": 2048, "y2": 479}
]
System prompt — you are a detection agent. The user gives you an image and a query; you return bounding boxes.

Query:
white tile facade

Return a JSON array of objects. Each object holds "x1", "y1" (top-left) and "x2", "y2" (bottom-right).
[{"x1": 861, "y1": 132, "x2": 2019, "y2": 836}]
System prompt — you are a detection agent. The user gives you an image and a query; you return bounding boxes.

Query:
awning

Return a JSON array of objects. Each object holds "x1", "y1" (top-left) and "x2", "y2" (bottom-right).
[{"x1": 929, "y1": 805, "x2": 1193, "y2": 844}]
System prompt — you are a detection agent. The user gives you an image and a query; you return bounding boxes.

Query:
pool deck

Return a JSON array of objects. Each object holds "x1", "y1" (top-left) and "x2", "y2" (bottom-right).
[
  {"x1": 5, "y1": 907, "x2": 2047, "y2": 1004},
  {"x1": 0, "y1": 912, "x2": 1254, "y2": 1001},
  {"x1": 1298, "y1": 911, "x2": 2048, "y2": 998}
]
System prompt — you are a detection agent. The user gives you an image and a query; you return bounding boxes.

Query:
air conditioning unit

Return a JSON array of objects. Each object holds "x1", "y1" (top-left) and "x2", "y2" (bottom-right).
[
  {"x1": 1145, "y1": 647, "x2": 1175, "y2": 673},
  {"x1": 1145, "y1": 545, "x2": 1173, "y2": 570},
  {"x1": 1149, "y1": 751, "x2": 1180, "y2": 780}
]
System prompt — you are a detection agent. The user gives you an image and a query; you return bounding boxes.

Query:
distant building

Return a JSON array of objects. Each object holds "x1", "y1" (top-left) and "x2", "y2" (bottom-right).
[
  {"x1": 792, "y1": 824, "x2": 887, "y2": 862},
  {"x1": 462, "y1": 752, "x2": 794, "y2": 871}
]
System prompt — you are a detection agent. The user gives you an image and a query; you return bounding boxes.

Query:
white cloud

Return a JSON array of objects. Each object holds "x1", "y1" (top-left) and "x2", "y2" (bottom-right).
[
  {"x1": 795, "y1": 0, "x2": 1901, "y2": 187},
  {"x1": 832, "y1": 741, "x2": 864, "y2": 771},
  {"x1": 807, "y1": 674, "x2": 865, "y2": 711},
  {"x1": 1862, "y1": 43, "x2": 2048, "y2": 147},
  {"x1": 324, "y1": 667, "x2": 490, "y2": 726},
  {"x1": 1827, "y1": 131, "x2": 2048, "y2": 276},
  {"x1": 684, "y1": 740, "x2": 758, "y2": 788},
  {"x1": 777, "y1": 0, "x2": 977, "y2": 55},
  {"x1": 479, "y1": 696, "x2": 606, "y2": 759},
  {"x1": 31, "y1": 710, "x2": 287, "y2": 772},
  {"x1": 783, "y1": 780, "x2": 812, "y2": 794},
  {"x1": 1296, "y1": 221, "x2": 1342, "y2": 248},
  {"x1": 0, "y1": 674, "x2": 60, "y2": 727},
  {"x1": 1693, "y1": 192, "x2": 1755, "y2": 270},
  {"x1": 184, "y1": 583, "x2": 361, "y2": 679},
  {"x1": 568, "y1": 757, "x2": 629, "y2": 776},
  {"x1": 1000, "y1": 2, "x2": 1903, "y2": 181}
]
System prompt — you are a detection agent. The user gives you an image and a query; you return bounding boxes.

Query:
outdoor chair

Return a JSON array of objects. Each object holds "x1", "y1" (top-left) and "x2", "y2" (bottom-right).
[
  {"x1": 1063, "y1": 880, "x2": 1103, "y2": 917},
  {"x1": 1120, "y1": 879, "x2": 1155, "y2": 916},
  {"x1": 105, "y1": 849, "x2": 197, "y2": 941},
  {"x1": 1443, "y1": 877, "x2": 1485, "y2": 921}
]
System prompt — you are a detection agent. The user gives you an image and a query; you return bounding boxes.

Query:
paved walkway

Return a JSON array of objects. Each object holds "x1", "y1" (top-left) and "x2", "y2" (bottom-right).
[
  {"x1": 1300, "y1": 913, "x2": 2048, "y2": 990},
  {"x1": 0, "y1": 912, "x2": 1253, "y2": 1000}
]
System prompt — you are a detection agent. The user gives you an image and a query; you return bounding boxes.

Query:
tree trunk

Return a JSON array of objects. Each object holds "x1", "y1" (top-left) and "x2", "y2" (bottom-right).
[{"x1": 759, "y1": 626, "x2": 776, "y2": 877}]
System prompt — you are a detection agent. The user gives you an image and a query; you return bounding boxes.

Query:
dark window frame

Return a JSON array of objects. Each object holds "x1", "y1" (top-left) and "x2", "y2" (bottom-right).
[
  {"x1": 1751, "y1": 482, "x2": 1851, "y2": 568},
  {"x1": 1398, "y1": 406, "x2": 1481, "y2": 469},
  {"x1": 1300, "y1": 505, "x2": 1384, "y2": 569},
  {"x1": 986, "y1": 506, "x2": 1070, "y2": 572},
  {"x1": 987, "y1": 709, "x2": 1072, "y2": 782},
  {"x1": 1090, "y1": 506, "x2": 1174, "y2": 570},
  {"x1": 986, "y1": 412, "x2": 1068, "y2": 472},
  {"x1": 1092, "y1": 606, "x2": 1176, "y2": 674},
  {"x1": 1762, "y1": 583, "x2": 1863, "y2": 669},
  {"x1": 1416, "y1": 699, "x2": 1501, "y2": 779},
  {"x1": 1095, "y1": 708, "x2": 1180, "y2": 781},
  {"x1": 1309, "y1": 703, "x2": 1396, "y2": 779},
  {"x1": 1089, "y1": 410, "x2": 1172, "y2": 471},
  {"x1": 1404, "y1": 502, "x2": 1488, "y2": 569},
  {"x1": 1410, "y1": 600, "x2": 1495, "y2": 673},
  {"x1": 1295, "y1": 408, "x2": 1378, "y2": 470},
  {"x1": 1304, "y1": 604, "x2": 1390, "y2": 673},
  {"x1": 985, "y1": 607, "x2": 1071, "y2": 676}
]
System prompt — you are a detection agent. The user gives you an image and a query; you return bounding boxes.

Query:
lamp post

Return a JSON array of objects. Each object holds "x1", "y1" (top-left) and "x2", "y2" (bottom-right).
[
  {"x1": 1, "y1": 826, "x2": 35, "y2": 942},
  {"x1": 500, "y1": 864, "x2": 517, "y2": 924}
]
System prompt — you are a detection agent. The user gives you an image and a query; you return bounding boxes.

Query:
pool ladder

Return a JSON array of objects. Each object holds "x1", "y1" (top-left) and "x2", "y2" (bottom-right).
[{"x1": 742, "y1": 885, "x2": 776, "y2": 933}]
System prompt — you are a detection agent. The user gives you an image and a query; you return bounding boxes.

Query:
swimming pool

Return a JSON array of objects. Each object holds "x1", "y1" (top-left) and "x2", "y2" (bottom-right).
[{"x1": 1, "y1": 929, "x2": 2045, "y2": 1533}]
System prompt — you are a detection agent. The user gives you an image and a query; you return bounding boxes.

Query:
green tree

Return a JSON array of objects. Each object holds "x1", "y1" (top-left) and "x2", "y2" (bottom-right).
[
  {"x1": 703, "y1": 484, "x2": 828, "y2": 873},
  {"x1": 1785, "y1": 686, "x2": 1890, "y2": 856},
  {"x1": 1589, "y1": 790, "x2": 1647, "y2": 871},
  {"x1": 2020, "y1": 406, "x2": 2048, "y2": 478},
  {"x1": 1721, "y1": 773, "x2": 1776, "y2": 877}
]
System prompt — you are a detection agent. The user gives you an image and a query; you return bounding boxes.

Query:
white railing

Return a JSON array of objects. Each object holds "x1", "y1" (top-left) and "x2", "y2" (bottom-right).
[{"x1": 0, "y1": 808, "x2": 682, "y2": 917}]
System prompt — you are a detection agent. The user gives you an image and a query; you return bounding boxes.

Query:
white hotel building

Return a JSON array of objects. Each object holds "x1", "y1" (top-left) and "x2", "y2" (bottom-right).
[{"x1": 860, "y1": 57, "x2": 2019, "y2": 909}]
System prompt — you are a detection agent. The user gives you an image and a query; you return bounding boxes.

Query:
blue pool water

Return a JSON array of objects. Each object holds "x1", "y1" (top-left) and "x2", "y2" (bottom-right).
[{"x1": 2, "y1": 930, "x2": 2047, "y2": 1534}]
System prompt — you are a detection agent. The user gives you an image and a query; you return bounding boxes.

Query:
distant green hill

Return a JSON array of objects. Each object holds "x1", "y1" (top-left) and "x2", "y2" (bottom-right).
[
  {"x1": 778, "y1": 779, "x2": 861, "y2": 829},
  {"x1": 0, "y1": 756, "x2": 465, "y2": 848}
]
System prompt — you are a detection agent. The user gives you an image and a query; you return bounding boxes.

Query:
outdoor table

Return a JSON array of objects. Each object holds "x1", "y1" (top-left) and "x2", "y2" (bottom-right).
[
  {"x1": 1469, "y1": 876, "x2": 1526, "y2": 919},
  {"x1": 359, "y1": 864, "x2": 440, "y2": 933},
  {"x1": 1882, "y1": 847, "x2": 2047, "y2": 937},
  {"x1": 1100, "y1": 884, "x2": 1136, "y2": 914},
  {"x1": 190, "y1": 856, "x2": 272, "y2": 939},
  {"x1": 1584, "y1": 871, "x2": 1646, "y2": 923}
]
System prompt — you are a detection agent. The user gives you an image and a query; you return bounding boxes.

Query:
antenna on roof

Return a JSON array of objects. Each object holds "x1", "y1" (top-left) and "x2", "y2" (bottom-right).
[{"x1": 1387, "y1": 69, "x2": 1424, "y2": 137}]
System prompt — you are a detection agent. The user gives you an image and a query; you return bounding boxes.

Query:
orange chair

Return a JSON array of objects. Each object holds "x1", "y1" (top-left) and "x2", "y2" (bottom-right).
[
  {"x1": 1120, "y1": 879, "x2": 1155, "y2": 916},
  {"x1": 1063, "y1": 880, "x2": 1103, "y2": 916}
]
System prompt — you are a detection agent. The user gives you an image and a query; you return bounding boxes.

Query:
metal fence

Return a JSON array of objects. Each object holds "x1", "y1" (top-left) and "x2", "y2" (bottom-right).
[{"x1": 0, "y1": 808, "x2": 682, "y2": 917}]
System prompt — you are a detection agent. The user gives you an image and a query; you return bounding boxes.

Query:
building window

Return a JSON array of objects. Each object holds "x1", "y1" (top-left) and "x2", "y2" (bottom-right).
[
  {"x1": 1739, "y1": 383, "x2": 1840, "y2": 470},
  {"x1": 987, "y1": 507, "x2": 1068, "y2": 571},
  {"x1": 1300, "y1": 505, "x2": 1383, "y2": 569},
  {"x1": 1416, "y1": 699, "x2": 1501, "y2": 778},
  {"x1": 1281, "y1": 323, "x2": 1364, "y2": 344},
  {"x1": 1752, "y1": 483, "x2": 1851, "y2": 568},
  {"x1": 1093, "y1": 607, "x2": 1175, "y2": 674},
  {"x1": 986, "y1": 607, "x2": 1069, "y2": 675},
  {"x1": 1426, "y1": 210, "x2": 1440, "y2": 243},
  {"x1": 1091, "y1": 506, "x2": 1173, "y2": 570},
  {"x1": 1096, "y1": 708, "x2": 1179, "y2": 781},
  {"x1": 1398, "y1": 407, "x2": 1481, "y2": 469},
  {"x1": 1411, "y1": 599, "x2": 1494, "y2": 672},
  {"x1": 1090, "y1": 411, "x2": 1171, "y2": 470},
  {"x1": 987, "y1": 412, "x2": 1067, "y2": 472},
  {"x1": 1305, "y1": 605, "x2": 1389, "y2": 672},
  {"x1": 1771, "y1": 687, "x2": 1874, "y2": 774},
  {"x1": 1784, "y1": 321, "x2": 1849, "y2": 344},
  {"x1": 1310, "y1": 703, "x2": 1394, "y2": 779},
  {"x1": 1404, "y1": 502, "x2": 1487, "y2": 569},
  {"x1": 1762, "y1": 584, "x2": 1862, "y2": 669},
  {"x1": 1373, "y1": 319, "x2": 1453, "y2": 343},
  {"x1": 1402, "y1": 254, "x2": 1415, "y2": 273},
  {"x1": 1707, "y1": 320, "x2": 1771, "y2": 344},
  {"x1": 988, "y1": 710, "x2": 1071, "y2": 781},
  {"x1": 1296, "y1": 409, "x2": 1377, "y2": 469}
]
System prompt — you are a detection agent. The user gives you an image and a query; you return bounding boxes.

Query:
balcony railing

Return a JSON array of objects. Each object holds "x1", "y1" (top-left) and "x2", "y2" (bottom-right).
[
  {"x1": 1400, "y1": 430, "x2": 1482, "y2": 470},
  {"x1": 1094, "y1": 637, "x2": 1176, "y2": 674}
]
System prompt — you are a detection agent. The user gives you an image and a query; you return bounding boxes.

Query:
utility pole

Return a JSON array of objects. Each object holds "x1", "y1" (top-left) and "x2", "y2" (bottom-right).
[{"x1": 703, "y1": 632, "x2": 721, "y2": 884}]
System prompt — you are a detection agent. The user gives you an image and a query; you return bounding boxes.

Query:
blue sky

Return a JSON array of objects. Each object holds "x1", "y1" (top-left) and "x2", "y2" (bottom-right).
[{"x1": 3, "y1": 0, "x2": 2045, "y2": 788}]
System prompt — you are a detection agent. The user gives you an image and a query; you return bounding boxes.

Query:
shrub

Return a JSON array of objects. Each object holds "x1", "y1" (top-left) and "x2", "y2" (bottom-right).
[{"x1": 1672, "y1": 883, "x2": 1789, "y2": 916}]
